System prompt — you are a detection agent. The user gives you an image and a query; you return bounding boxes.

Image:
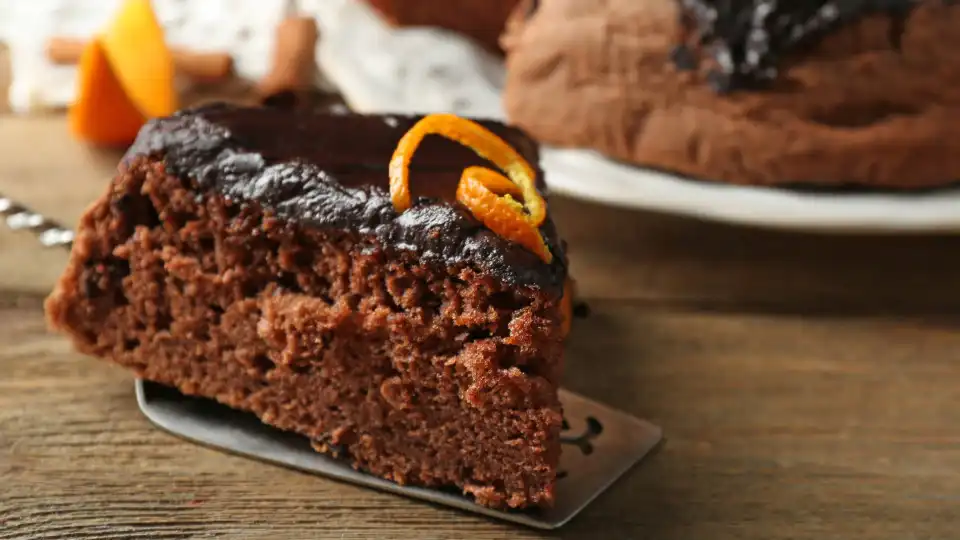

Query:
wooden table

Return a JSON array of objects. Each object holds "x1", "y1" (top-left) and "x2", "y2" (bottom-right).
[{"x1": 3, "y1": 55, "x2": 960, "y2": 540}]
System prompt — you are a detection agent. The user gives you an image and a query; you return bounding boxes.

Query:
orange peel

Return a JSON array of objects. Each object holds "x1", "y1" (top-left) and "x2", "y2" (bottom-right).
[
  {"x1": 389, "y1": 113, "x2": 545, "y2": 225},
  {"x1": 69, "y1": 40, "x2": 146, "y2": 146},
  {"x1": 99, "y1": 0, "x2": 178, "y2": 118},
  {"x1": 456, "y1": 167, "x2": 552, "y2": 263},
  {"x1": 389, "y1": 114, "x2": 552, "y2": 263},
  {"x1": 68, "y1": 0, "x2": 178, "y2": 146}
]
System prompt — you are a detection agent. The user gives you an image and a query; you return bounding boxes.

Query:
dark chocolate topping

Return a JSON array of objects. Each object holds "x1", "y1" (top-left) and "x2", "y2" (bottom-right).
[
  {"x1": 124, "y1": 103, "x2": 565, "y2": 292},
  {"x1": 674, "y1": 0, "x2": 955, "y2": 92},
  {"x1": 259, "y1": 88, "x2": 351, "y2": 114}
]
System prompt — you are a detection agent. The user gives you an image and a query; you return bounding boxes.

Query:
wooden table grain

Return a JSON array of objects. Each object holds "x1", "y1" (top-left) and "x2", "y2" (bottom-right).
[{"x1": 2, "y1": 52, "x2": 960, "y2": 540}]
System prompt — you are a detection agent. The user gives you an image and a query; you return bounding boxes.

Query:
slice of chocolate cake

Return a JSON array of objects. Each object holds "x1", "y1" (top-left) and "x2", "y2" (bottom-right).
[{"x1": 45, "y1": 103, "x2": 569, "y2": 509}]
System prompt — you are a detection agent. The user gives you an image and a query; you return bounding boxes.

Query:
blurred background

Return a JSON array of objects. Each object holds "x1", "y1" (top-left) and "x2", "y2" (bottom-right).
[{"x1": 1, "y1": 1, "x2": 959, "y2": 539}]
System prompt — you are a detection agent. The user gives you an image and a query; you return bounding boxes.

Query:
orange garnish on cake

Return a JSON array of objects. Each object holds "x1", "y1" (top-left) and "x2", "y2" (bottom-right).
[{"x1": 389, "y1": 114, "x2": 552, "y2": 263}]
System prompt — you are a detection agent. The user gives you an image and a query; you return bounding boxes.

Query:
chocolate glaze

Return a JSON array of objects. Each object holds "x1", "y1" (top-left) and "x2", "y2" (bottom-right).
[
  {"x1": 259, "y1": 88, "x2": 351, "y2": 113},
  {"x1": 674, "y1": 0, "x2": 957, "y2": 92},
  {"x1": 124, "y1": 103, "x2": 565, "y2": 293},
  {"x1": 258, "y1": 88, "x2": 360, "y2": 119}
]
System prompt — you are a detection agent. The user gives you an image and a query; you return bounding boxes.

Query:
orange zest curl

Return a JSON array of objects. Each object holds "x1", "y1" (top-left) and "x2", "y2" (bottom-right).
[
  {"x1": 456, "y1": 167, "x2": 553, "y2": 263},
  {"x1": 389, "y1": 114, "x2": 552, "y2": 263}
]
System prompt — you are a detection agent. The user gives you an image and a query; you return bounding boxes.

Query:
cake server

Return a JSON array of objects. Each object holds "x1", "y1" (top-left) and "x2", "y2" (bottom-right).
[
  {"x1": 1, "y1": 190, "x2": 662, "y2": 529},
  {"x1": 136, "y1": 379, "x2": 662, "y2": 530}
]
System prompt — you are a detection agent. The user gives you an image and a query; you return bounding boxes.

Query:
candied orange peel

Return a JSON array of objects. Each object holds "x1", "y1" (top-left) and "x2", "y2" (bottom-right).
[{"x1": 389, "y1": 114, "x2": 552, "y2": 263}]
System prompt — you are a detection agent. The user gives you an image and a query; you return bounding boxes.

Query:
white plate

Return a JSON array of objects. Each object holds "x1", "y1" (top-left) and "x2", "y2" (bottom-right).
[{"x1": 318, "y1": 1, "x2": 960, "y2": 234}]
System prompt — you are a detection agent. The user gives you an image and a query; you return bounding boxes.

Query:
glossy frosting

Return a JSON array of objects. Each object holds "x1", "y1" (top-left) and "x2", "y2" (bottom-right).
[
  {"x1": 123, "y1": 103, "x2": 565, "y2": 292},
  {"x1": 674, "y1": 0, "x2": 957, "y2": 92}
]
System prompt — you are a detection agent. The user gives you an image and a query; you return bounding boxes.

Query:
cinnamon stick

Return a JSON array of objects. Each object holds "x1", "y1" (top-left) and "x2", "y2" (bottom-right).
[
  {"x1": 255, "y1": 16, "x2": 319, "y2": 98},
  {"x1": 46, "y1": 37, "x2": 233, "y2": 83}
]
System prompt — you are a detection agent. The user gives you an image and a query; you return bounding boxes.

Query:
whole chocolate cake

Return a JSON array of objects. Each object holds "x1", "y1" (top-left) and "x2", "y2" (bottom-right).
[
  {"x1": 502, "y1": 0, "x2": 960, "y2": 189},
  {"x1": 45, "y1": 103, "x2": 569, "y2": 509}
]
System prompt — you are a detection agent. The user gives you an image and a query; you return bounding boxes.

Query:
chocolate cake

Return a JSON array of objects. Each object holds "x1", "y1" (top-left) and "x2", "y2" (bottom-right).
[
  {"x1": 45, "y1": 103, "x2": 569, "y2": 509},
  {"x1": 364, "y1": 0, "x2": 522, "y2": 53},
  {"x1": 502, "y1": 0, "x2": 960, "y2": 189}
]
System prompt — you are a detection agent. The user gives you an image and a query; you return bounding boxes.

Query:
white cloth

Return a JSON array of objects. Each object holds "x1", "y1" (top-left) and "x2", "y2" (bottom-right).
[{"x1": 0, "y1": 0, "x2": 294, "y2": 112}]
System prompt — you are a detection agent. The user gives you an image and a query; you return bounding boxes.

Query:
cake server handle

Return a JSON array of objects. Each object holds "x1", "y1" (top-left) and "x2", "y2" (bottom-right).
[{"x1": 0, "y1": 193, "x2": 75, "y2": 250}]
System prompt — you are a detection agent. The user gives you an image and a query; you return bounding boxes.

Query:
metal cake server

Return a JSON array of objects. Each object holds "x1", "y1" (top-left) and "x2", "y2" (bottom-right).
[
  {"x1": 3, "y1": 190, "x2": 662, "y2": 529},
  {"x1": 136, "y1": 380, "x2": 662, "y2": 530}
]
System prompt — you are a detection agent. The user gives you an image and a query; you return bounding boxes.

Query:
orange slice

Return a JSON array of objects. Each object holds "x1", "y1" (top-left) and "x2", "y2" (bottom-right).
[
  {"x1": 99, "y1": 0, "x2": 178, "y2": 118},
  {"x1": 69, "y1": 39, "x2": 146, "y2": 146}
]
